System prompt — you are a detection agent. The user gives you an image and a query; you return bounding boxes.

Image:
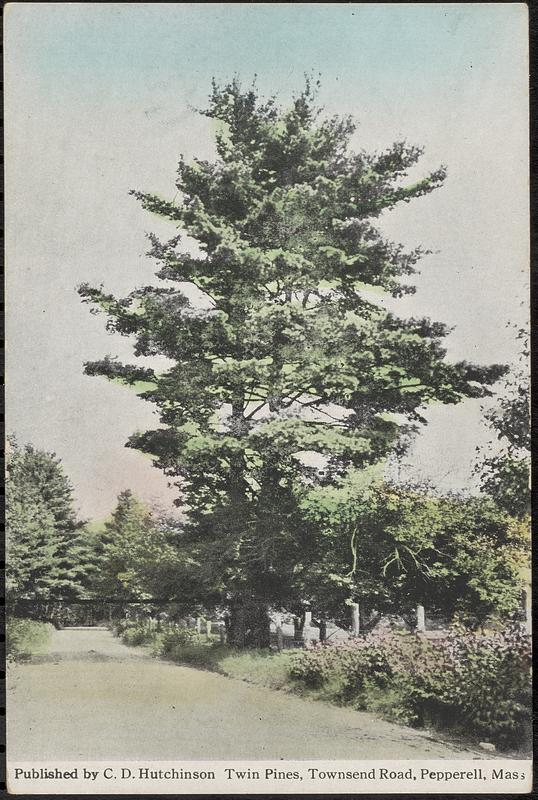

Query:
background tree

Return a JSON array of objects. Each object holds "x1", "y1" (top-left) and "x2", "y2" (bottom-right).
[
  {"x1": 79, "y1": 78, "x2": 505, "y2": 645},
  {"x1": 6, "y1": 438, "x2": 94, "y2": 614},
  {"x1": 299, "y1": 476, "x2": 527, "y2": 630},
  {"x1": 478, "y1": 327, "x2": 530, "y2": 518},
  {"x1": 95, "y1": 490, "x2": 202, "y2": 609}
]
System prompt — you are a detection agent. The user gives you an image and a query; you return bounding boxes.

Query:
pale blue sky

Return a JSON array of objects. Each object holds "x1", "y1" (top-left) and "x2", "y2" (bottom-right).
[
  {"x1": 5, "y1": 3, "x2": 529, "y2": 517},
  {"x1": 8, "y1": 4, "x2": 521, "y2": 89}
]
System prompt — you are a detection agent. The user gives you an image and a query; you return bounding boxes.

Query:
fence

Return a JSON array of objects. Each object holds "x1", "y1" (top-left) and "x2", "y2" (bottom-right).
[{"x1": 9, "y1": 594, "x2": 531, "y2": 640}]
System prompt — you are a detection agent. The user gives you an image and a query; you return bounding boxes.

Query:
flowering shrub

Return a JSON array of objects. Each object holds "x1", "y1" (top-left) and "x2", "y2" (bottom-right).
[
  {"x1": 406, "y1": 626, "x2": 532, "y2": 748},
  {"x1": 289, "y1": 627, "x2": 531, "y2": 749},
  {"x1": 289, "y1": 636, "x2": 394, "y2": 693}
]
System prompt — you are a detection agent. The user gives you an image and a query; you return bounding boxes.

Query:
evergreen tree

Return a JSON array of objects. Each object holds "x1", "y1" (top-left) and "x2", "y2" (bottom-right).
[
  {"x1": 6, "y1": 438, "x2": 94, "y2": 607},
  {"x1": 79, "y1": 79, "x2": 505, "y2": 645},
  {"x1": 96, "y1": 490, "x2": 198, "y2": 602}
]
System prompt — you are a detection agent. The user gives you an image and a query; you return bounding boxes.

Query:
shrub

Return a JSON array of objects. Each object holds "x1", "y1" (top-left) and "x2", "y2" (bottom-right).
[
  {"x1": 163, "y1": 642, "x2": 227, "y2": 669},
  {"x1": 118, "y1": 620, "x2": 157, "y2": 647},
  {"x1": 289, "y1": 647, "x2": 333, "y2": 688},
  {"x1": 117, "y1": 619, "x2": 208, "y2": 657},
  {"x1": 7, "y1": 617, "x2": 54, "y2": 661},
  {"x1": 288, "y1": 627, "x2": 531, "y2": 749},
  {"x1": 159, "y1": 625, "x2": 199, "y2": 655},
  {"x1": 400, "y1": 626, "x2": 532, "y2": 748}
]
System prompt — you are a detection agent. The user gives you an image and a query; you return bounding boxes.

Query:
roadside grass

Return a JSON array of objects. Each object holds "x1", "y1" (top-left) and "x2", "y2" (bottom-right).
[
  {"x1": 218, "y1": 648, "x2": 296, "y2": 689},
  {"x1": 7, "y1": 617, "x2": 55, "y2": 661},
  {"x1": 115, "y1": 621, "x2": 299, "y2": 689},
  {"x1": 157, "y1": 637, "x2": 296, "y2": 689}
]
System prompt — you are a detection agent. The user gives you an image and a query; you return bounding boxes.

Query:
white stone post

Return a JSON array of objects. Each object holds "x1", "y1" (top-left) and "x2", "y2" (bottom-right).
[
  {"x1": 206, "y1": 619, "x2": 212, "y2": 639},
  {"x1": 416, "y1": 605, "x2": 426, "y2": 632},
  {"x1": 350, "y1": 602, "x2": 360, "y2": 637},
  {"x1": 196, "y1": 617, "x2": 202, "y2": 634},
  {"x1": 274, "y1": 613, "x2": 284, "y2": 651},
  {"x1": 303, "y1": 610, "x2": 312, "y2": 641}
]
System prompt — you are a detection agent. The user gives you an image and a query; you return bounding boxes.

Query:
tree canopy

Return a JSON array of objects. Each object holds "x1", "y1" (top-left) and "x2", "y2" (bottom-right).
[
  {"x1": 79, "y1": 78, "x2": 506, "y2": 641},
  {"x1": 298, "y1": 474, "x2": 527, "y2": 629},
  {"x1": 94, "y1": 490, "x2": 199, "y2": 602}
]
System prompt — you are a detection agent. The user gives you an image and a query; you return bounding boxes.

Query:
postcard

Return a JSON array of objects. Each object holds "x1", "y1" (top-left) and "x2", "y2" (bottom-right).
[{"x1": 4, "y1": 2, "x2": 531, "y2": 794}]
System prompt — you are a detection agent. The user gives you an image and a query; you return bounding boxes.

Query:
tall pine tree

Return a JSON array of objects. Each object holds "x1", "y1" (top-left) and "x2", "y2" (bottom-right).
[{"x1": 80, "y1": 79, "x2": 505, "y2": 645}]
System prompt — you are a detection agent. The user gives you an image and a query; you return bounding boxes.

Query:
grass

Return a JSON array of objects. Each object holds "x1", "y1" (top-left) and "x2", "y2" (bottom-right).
[
  {"x1": 160, "y1": 639, "x2": 296, "y2": 689},
  {"x1": 117, "y1": 623, "x2": 298, "y2": 690},
  {"x1": 218, "y1": 648, "x2": 296, "y2": 689},
  {"x1": 7, "y1": 617, "x2": 55, "y2": 661}
]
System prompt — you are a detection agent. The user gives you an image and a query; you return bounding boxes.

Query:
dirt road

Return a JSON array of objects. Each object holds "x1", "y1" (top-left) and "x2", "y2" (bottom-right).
[{"x1": 8, "y1": 628, "x2": 482, "y2": 761}]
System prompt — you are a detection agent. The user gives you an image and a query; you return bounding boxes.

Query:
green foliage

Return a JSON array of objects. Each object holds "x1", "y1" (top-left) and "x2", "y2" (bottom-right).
[
  {"x1": 79, "y1": 78, "x2": 505, "y2": 617},
  {"x1": 297, "y1": 480, "x2": 526, "y2": 627},
  {"x1": 6, "y1": 617, "x2": 55, "y2": 661},
  {"x1": 159, "y1": 625, "x2": 200, "y2": 654},
  {"x1": 478, "y1": 327, "x2": 530, "y2": 518},
  {"x1": 118, "y1": 619, "x2": 219, "y2": 664},
  {"x1": 118, "y1": 620, "x2": 157, "y2": 647},
  {"x1": 480, "y1": 456, "x2": 530, "y2": 519},
  {"x1": 6, "y1": 438, "x2": 95, "y2": 603},
  {"x1": 95, "y1": 491, "x2": 198, "y2": 602},
  {"x1": 289, "y1": 628, "x2": 532, "y2": 749}
]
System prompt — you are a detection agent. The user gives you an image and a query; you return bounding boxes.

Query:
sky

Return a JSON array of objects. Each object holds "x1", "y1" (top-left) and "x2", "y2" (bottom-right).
[{"x1": 5, "y1": 3, "x2": 529, "y2": 518}]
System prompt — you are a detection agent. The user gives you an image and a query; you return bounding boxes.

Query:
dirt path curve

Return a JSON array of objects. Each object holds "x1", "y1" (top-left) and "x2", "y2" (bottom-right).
[{"x1": 8, "y1": 627, "x2": 483, "y2": 761}]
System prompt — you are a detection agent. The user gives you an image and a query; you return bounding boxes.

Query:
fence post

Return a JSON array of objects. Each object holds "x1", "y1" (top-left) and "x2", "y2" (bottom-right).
[
  {"x1": 302, "y1": 610, "x2": 313, "y2": 642},
  {"x1": 416, "y1": 605, "x2": 426, "y2": 632},
  {"x1": 350, "y1": 602, "x2": 360, "y2": 637},
  {"x1": 196, "y1": 617, "x2": 202, "y2": 634},
  {"x1": 274, "y1": 613, "x2": 284, "y2": 651},
  {"x1": 206, "y1": 619, "x2": 212, "y2": 640}
]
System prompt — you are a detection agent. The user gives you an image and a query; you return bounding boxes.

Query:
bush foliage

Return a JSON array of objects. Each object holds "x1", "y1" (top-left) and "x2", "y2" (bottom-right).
[
  {"x1": 289, "y1": 627, "x2": 531, "y2": 749},
  {"x1": 7, "y1": 617, "x2": 55, "y2": 661}
]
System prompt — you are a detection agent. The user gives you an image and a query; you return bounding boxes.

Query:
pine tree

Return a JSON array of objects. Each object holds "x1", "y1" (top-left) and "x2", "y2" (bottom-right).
[
  {"x1": 95, "y1": 491, "x2": 198, "y2": 603},
  {"x1": 6, "y1": 438, "x2": 94, "y2": 608},
  {"x1": 79, "y1": 79, "x2": 505, "y2": 645}
]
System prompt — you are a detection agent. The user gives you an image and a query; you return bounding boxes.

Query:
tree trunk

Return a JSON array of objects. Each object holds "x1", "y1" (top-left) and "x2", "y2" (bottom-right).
[
  {"x1": 350, "y1": 602, "x2": 360, "y2": 637},
  {"x1": 251, "y1": 601, "x2": 271, "y2": 648},
  {"x1": 228, "y1": 599, "x2": 246, "y2": 648},
  {"x1": 228, "y1": 596, "x2": 271, "y2": 648},
  {"x1": 318, "y1": 618, "x2": 327, "y2": 642}
]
